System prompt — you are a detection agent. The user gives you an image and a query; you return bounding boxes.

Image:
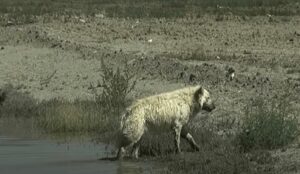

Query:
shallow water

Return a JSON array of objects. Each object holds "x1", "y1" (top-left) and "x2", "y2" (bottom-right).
[{"x1": 0, "y1": 135, "x2": 152, "y2": 174}]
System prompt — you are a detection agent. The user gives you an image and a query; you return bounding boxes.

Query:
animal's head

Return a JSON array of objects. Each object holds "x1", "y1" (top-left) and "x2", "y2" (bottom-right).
[{"x1": 194, "y1": 87, "x2": 215, "y2": 112}]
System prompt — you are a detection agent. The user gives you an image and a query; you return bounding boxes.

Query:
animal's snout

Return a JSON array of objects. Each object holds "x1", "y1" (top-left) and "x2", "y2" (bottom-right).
[
  {"x1": 210, "y1": 102, "x2": 216, "y2": 111},
  {"x1": 203, "y1": 101, "x2": 216, "y2": 112}
]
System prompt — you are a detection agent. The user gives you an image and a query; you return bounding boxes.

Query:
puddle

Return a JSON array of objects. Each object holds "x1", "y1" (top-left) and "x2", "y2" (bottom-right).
[{"x1": 0, "y1": 135, "x2": 153, "y2": 174}]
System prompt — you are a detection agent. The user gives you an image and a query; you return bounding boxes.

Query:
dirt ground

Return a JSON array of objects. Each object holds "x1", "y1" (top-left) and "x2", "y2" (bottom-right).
[{"x1": 0, "y1": 15, "x2": 300, "y2": 173}]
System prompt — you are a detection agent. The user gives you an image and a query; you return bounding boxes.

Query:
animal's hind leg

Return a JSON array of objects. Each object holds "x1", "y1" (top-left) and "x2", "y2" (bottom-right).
[
  {"x1": 173, "y1": 121, "x2": 183, "y2": 153},
  {"x1": 118, "y1": 116, "x2": 145, "y2": 160},
  {"x1": 180, "y1": 126, "x2": 200, "y2": 151}
]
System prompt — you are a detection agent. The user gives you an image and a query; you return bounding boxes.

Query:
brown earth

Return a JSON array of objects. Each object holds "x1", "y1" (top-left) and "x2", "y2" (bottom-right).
[{"x1": 0, "y1": 15, "x2": 300, "y2": 173}]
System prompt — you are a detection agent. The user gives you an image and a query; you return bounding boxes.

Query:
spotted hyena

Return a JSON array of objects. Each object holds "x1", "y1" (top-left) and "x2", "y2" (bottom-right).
[{"x1": 117, "y1": 85, "x2": 216, "y2": 160}]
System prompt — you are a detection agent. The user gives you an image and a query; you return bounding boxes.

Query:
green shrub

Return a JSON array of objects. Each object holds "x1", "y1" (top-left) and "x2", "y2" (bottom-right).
[
  {"x1": 95, "y1": 59, "x2": 136, "y2": 119},
  {"x1": 238, "y1": 96, "x2": 299, "y2": 151}
]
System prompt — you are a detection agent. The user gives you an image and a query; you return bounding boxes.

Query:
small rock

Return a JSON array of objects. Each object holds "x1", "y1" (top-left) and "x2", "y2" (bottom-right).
[
  {"x1": 6, "y1": 21, "x2": 14, "y2": 26},
  {"x1": 228, "y1": 67, "x2": 235, "y2": 74},
  {"x1": 243, "y1": 50, "x2": 252, "y2": 54},
  {"x1": 0, "y1": 91, "x2": 6, "y2": 106},
  {"x1": 179, "y1": 72, "x2": 185, "y2": 79},
  {"x1": 0, "y1": 46, "x2": 4, "y2": 50},
  {"x1": 217, "y1": 130, "x2": 226, "y2": 136},
  {"x1": 95, "y1": 14, "x2": 105, "y2": 18},
  {"x1": 280, "y1": 148, "x2": 287, "y2": 152},
  {"x1": 189, "y1": 74, "x2": 197, "y2": 82},
  {"x1": 51, "y1": 43, "x2": 60, "y2": 48},
  {"x1": 79, "y1": 19, "x2": 86, "y2": 23},
  {"x1": 82, "y1": 75, "x2": 88, "y2": 80},
  {"x1": 226, "y1": 67, "x2": 235, "y2": 81},
  {"x1": 229, "y1": 72, "x2": 235, "y2": 81}
]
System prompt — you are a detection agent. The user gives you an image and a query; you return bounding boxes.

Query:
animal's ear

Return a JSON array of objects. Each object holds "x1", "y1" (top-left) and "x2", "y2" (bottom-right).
[{"x1": 194, "y1": 86, "x2": 204, "y2": 99}]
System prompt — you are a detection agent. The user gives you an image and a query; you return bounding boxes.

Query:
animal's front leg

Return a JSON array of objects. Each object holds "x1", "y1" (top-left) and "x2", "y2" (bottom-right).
[
  {"x1": 117, "y1": 147, "x2": 126, "y2": 160},
  {"x1": 131, "y1": 139, "x2": 141, "y2": 159},
  {"x1": 173, "y1": 121, "x2": 183, "y2": 153},
  {"x1": 181, "y1": 126, "x2": 200, "y2": 151}
]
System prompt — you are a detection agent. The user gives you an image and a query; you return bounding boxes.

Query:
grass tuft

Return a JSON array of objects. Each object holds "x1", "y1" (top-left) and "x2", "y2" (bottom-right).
[{"x1": 237, "y1": 95, "x2": 299, "y2": 151}]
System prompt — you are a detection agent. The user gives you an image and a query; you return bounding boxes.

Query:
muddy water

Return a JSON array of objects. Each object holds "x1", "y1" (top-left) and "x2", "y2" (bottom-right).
[{"x1": 0, "y1": 135, "x2": 152, "y2": 174}]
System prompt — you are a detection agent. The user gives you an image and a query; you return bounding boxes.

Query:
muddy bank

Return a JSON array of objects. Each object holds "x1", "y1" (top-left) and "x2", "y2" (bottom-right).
[{"x1": 0, "y1": 16, "x2": 299, "y2": 101}]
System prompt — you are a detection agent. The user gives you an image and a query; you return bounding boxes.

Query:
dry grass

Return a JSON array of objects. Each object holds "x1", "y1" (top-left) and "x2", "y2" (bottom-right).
[
  {"x1": 35, "y1": 99, "x2": 105, "y2": 133},
  {"x1": 146, "y1": 127, "x2": 256, "y2": 174},
  {"x1": 0, "y1": 87, "x2": 106, "y2": 133}
]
